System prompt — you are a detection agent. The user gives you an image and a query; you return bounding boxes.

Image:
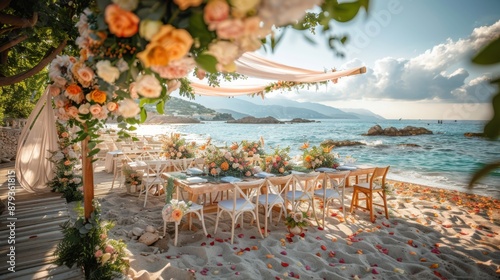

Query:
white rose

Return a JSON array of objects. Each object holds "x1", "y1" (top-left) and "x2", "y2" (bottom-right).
[
  {"x1": 116, "y1": 58, "x2": 130, "y2": 72},
  {"x1": 206, "y1": 40, "x2": 240, "y2": 71},
  {"x1": 78, "y1": 103, "x2": 91, "y2": 114},
  {"x1": 118, "y1": 98, "x2": 140, "y2": 118},
  {"x1": 96, "y1": 60, "x2": 120, "y2": 84},
  {"x1": 135, "y1": 74, "x2": 162, "y2": 98},
  {"x1": 139, "y1": 20, "x2": 162, "y2": 41},
  {"x1": 112, "y1": 0, "x2": 138, "y2": 11}
]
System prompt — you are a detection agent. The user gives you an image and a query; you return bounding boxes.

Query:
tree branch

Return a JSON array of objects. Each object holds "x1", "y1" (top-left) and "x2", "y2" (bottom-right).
[
  {"x1": 0, "y1": 12, "x2": 38, "y2": 27},
  {"x1": 0, "y1": 34, "x2": 27, "y2": 53},
  {"x1": 0, "y1": 39, "x2": 66, "y2": 86},
  {"x1": 0, "y1": 0, "x2": 11, "y2": 11}
]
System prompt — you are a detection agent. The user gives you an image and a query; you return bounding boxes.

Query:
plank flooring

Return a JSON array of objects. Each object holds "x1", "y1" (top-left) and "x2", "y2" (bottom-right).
[{"x1": 0, "y1": 162, "x2": 84, "y2": 279}]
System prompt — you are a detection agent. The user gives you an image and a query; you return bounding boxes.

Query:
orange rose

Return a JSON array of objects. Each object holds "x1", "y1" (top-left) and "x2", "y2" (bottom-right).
[
  {"x1": 171, "y1": 209, "x2": 183, "y2": 223},
  {"x1": 105, "y1": 4, "x2": 139, "y2": 38},
  {"x1": 174, "y1": 0, "x2": 203, "y2": 10},
  {"x1": 304, "y1": 155, "x2": 312, "y2": 162},
  {"x1": 90, "y1": 89, "x2": 107, "y2": 104},
  {"x1": 220, "y1": 161, "x2": 229, "y2": 171},
  {"x1": 65, "y1": 84, "x2": 84, "y2": 103},
  {"x1": 137, "y1": 25, "x2": 193, "y2": 67}
]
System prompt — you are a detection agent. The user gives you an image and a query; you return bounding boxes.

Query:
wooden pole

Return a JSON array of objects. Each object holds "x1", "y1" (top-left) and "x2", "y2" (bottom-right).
[{"x1": 82, "y1": 126, "x2": 94, "y2": 220}]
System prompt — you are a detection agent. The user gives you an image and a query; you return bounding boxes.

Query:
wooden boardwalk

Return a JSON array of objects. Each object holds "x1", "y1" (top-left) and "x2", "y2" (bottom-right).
[{"x1": 0, "y1": 162, "x2": 84, "y2": 279}]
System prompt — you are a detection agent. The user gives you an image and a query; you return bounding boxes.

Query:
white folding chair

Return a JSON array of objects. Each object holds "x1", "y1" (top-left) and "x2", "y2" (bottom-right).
[
  {"x1": 256, "y1": 174, "x2": 293, "y2": 237},
  {"x1": 214, "y1": 179, "x2": 265, "y2": 244},
  {"x1": 313, "y1": 171, "x2": 350, "y2": 227}
]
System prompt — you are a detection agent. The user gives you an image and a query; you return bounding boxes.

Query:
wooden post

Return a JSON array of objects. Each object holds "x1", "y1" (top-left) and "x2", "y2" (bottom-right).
[{"x1": 82, "y1": 127, "x2": 94, "y2": 220}]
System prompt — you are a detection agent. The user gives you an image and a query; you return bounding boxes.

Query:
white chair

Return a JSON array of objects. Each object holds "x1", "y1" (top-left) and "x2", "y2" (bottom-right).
[
  {"x1": 138, "y1": 160, "x2": 171, "y2": 207},
  {"x1": 163, "y1": 183, "x2": 208, "y2": 246},
  {"x1": 285, "y1": 172, "x2": 320, "y2": 213},
  {"x1": 214, "y1": 179, "x2": 265, "y2": 244},
  {"x1": 256, "y1": 174, "x2": 293, "y2": 237},
  {"x1": 313, "y1": 171, "x2": 350, "y2": 227},
  {"x1": 169, "y1": 158, "x2": 195, "y2": 172}
]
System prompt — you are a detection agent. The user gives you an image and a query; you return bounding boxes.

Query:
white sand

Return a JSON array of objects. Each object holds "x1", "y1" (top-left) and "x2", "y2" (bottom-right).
[{"x1": 86, "y1": 167, "x2": 500, "y2": 280}]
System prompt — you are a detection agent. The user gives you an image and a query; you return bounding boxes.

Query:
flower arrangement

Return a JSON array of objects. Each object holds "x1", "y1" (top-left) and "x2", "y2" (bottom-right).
[
  {"x1": 160, "y1": 132, "x2": 196, "y2": 159},
  {"x1": 300, "y1": 142, "x2": 339, "y2": 170},
  {"x1": 55, "y1": 200, "x2": 129, "y2": 279},
  {"x1": 203, "y1": 144, "x2": 254, "y2": 177},
  {"x1": 47, "y1": 121, "x2": 83, "y2": 202},
  {"x1": 284, "y1": 211, "x2": 309, "y2": 229},
  {"x1": 122, "y1": 163, "x2": 142, "y2": 192},
  {"x1": 262, "y1": 146, "x2": 293, "y2": 174},
  {"x1": 239, "y1": 138, "x2": 266, "y2": 157},
  {"x1": 162, "y1": 199, "x2": 192, "y2": 223}
]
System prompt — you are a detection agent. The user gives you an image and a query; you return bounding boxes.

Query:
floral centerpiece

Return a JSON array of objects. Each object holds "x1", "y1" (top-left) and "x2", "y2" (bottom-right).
[
  {"x1": 240, "y1": 138, "x2": 266, "y2": 157},
  {"x1": 122, "y1": 163, "x2": 142, "y2": 193},
  {"x1": 262, "y1": 146, "x2": 292, "y2": 174},
  {"x1": 203, "y1": 144, "x2": 254, "y2": 177},
  {"x1": 160, "y1": 132, "x2": 196, "y2": 159},
  {"x1": 284, "y1": 211, "x2": 309, "y2": 234},
  {"x1": 300, "y1": 142, "x2": 339, "y2": 170},
  {"x1": 162, "y1": 199, "x2": 192, "y2": 223}
]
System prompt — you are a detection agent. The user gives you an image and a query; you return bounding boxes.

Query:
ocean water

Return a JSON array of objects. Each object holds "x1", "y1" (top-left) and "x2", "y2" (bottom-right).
[{"x1": 117, "y1": 119, "x2": 500, "y2": 198}]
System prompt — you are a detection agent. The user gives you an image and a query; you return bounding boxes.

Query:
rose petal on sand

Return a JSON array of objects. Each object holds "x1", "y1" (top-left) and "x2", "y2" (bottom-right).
[
  {"x1": 430, "y1": 263, "x2": 439, "y2": 269},
  {"x1": 281, "y1": 262, "x2": 289, "y2": 267},
  {"x1": 321, "y1": 245, "x2": 327, "y2": 251}
]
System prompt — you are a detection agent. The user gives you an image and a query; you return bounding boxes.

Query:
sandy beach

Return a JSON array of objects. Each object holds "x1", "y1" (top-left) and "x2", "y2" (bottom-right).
[{"x1": 82, "y1": 164, "x2": 500, "y2": 280}]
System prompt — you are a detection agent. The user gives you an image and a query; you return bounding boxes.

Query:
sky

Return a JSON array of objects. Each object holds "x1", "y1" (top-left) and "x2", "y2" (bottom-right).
[{"x1": 238, "y1": 0, "x2": 500, "y2": 120}]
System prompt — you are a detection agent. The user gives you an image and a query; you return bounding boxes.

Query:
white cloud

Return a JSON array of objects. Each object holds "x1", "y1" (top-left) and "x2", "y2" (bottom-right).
[{"x1": 283, "y1": 20, "x2": 500, "y2": 104}]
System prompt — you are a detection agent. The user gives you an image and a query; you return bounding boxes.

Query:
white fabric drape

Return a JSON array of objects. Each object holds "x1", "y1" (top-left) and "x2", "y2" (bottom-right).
[
  {"x1": 15, "y1": 88, "x2": 58, "y2": 193},
  {"x1": 189, "y1": 52, "x2": 366, "y2": 96}
]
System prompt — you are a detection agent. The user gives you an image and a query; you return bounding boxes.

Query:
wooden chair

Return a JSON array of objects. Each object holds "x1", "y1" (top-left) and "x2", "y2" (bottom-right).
[
  {"x1": 350, "y1": 166, "x2": 390, "y2": 222},
  {"x1": 138, "y1": 160, "x2": 171, "y2": 207}
]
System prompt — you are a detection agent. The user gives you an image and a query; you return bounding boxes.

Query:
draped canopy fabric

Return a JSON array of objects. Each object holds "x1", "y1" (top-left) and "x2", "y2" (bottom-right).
[
  {"x1": 189, "y1": 52, "x2": 366, "y2": 96},
  {"x1": 15, "y1": 88, "x2": 58, "y2": 193}
]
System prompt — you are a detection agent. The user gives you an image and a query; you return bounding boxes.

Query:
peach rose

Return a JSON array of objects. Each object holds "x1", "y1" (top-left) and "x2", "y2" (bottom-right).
[
  {"x1": 66, "y1": 106, "x2": 79, "y2": 118},
  {"x1": 94, "y1": 250, "x2": 103, "y2": 258},
  {"x1": 106, "y1": 102, "x2": 118, "y2": 112},
  {"x1": 195, "y1": 68, "x2": 206, "y2": 80},
  {"x1": 78, "y1": 103, "x2": 91, "y2": 115},
  {"x1": 171, "y1": 208, "x2": 183, "y2": 222},
  {"x1": 166, "y1": 79, "x2": 181, "y2": 94},
  {"x1": 90, "y1": 104, "x2": 102, "y2": 116},
  {"x1": 90, "y1": 89, "x2": 107, "y2": 104},
  {"x1": 105, "y1": 4, "x2": 139, "y2": 37},
  {"x1": 206, "y1": 40, "x2": 239, "y2": 71},
  {"x1": 137, "y1": 25, "x2": 193, "y2": 67},
  {"x1": 151, "y1": 56, "x2": 196, "y2": 79},
  {"x1": 129, "y1": 82, "x2": 139, "y2": 99},
  {"x1": 174, "y1": 0, "x2": 202, "y2": 10},
  {"x1": 204, "y1": 0, "x2": 230, "y2": 30},
  {"x1": 48, "y1": 84, "x2": 61, "y2": 97},
  {"x1": 216, "y1": 19, "x2": 244, "y2": 40},
  {"x1": 96, "y1": 60, "x2": 120, "y2": 84},
  {"x1": 118, "y1": 98, "x2": 140, "y2": 118},
  {"x1": 105, "y1": 244, "x2": 115, "y2": 254},
  {"x1": 135, "y1": 74, "x2": 162, "y2": 98}
]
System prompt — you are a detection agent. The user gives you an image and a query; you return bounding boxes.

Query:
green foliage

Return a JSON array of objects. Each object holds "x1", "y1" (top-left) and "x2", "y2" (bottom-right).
[
  {"x1": 47, "y1": 122, "x2": 83, "y2": 202},
  {"x1": 469, "y1": 36, "x2": 500, "y2": 187},
  {"x1": 55, "y1": 201, "x2": 129, "y2": 280}
]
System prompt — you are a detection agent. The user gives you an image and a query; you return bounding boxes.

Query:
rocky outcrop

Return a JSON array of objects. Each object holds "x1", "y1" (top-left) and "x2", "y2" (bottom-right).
[
  {"x1": 227, "y1": 116, "x2": 284, "y2": 124},
  {"x1": 363, "y1": 125, "x2": 433, "y2": 136},
  {"x1": 288, "y1": 118, "x2": 316, "y2": 123},
  {"x1": 464, "y1": 132, "x2": 484, "y2": 138},
  {"x1": 397, "y1": 143, "x2": 421, "y2": 148},
  {"x1": 321, "y1": 139, "x2": 366, "y2": 147}
]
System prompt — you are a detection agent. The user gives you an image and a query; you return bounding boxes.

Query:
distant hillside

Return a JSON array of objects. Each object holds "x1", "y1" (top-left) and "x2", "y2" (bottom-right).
[{"x1": 144, "y1": 97, "x2": 234, "y2": 120}]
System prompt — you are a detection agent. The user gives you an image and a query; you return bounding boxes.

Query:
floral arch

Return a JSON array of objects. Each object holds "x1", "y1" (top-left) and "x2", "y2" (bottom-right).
[{"x1": 16, "y1": 0, "x2": 368, "y2": 219}]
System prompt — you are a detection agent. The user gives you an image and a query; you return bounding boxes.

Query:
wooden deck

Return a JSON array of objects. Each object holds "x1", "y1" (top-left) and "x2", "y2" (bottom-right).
[{"x1": 0, "y1": 162, "x2": 84, "y2": 279}]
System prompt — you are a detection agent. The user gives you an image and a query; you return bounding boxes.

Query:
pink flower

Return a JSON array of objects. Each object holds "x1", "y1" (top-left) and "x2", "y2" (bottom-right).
[
  {"x1": 135, "y1": 74, "x2": 162, "y2": 98},
  {"x1": 95, "y1": 249, "x2": 103, "y2": 258},
  {"x1": 216, "y1": 19, "x2": 244, "y2": 40},
  {"x1": 195, "y1": 69, "x2": 206, "y2": 80},
  {"x1": 151, "y1": 57, "x2": 196, "y2": 79},
  {"x1": 48, "y1": 84, "x2": 61, "y2": 97},
  {"x1": 106, "y1": 102, "x2": 118, "y2": 112},
  {"x1": 105, "y1": 245, "x2": 115, "y2": 254},
  {"x1": 66, "y1": 106, "x2": 79, "y2": 118},
  {"x1": 203, "y1": 0, "x2": 230, "y2": 30},
  {"x1": 129, "y1": 82, "x2": 139, "y2": 99}
]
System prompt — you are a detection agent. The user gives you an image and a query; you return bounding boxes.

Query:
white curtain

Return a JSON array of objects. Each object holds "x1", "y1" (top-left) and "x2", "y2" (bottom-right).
[{"x1": 15, "y1": 88, "x2": 58, "y2": 192}]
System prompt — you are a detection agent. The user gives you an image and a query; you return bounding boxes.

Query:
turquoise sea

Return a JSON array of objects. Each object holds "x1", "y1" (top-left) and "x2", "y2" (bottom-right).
[{"x1": 122, "y1": 119, "x2": 500, "y2": 198}]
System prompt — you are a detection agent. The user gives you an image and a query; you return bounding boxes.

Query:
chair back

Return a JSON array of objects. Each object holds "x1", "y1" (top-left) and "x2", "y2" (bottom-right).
[
  {"x1": 266, "y1": 174, "x2": 293, "y2": 200},
  {"x1": 230, "y1": 179, "x2": 266, "y2": 211},
  {"x1": 369, "y1": 166, "x2": 390, "y2": 190},
  {"x1": 144, "y1": 160, "x2": 171, "y2": 179},
  {"x1": 324, "y1": 171, "x2": 350, "y2": 193},
  {"x1": 291, "y1": 172, "x2": 320, "y2": 196},
  {"x1": 170, "y1": 158, "x2": 195, "y2": 172}
]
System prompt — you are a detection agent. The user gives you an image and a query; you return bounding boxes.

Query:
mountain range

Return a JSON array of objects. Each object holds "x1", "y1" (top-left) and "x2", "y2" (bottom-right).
[{"x1": 170, "y1": 95, "x2": 384, "y2": 120}]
